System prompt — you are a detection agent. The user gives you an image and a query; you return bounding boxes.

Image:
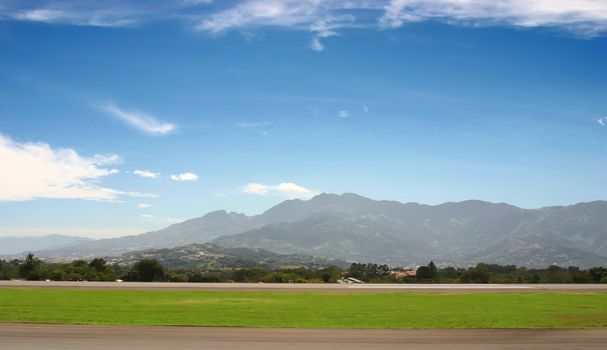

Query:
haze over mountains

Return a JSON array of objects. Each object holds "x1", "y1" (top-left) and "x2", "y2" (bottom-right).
[
  {"x1": 6, "y1": 193, "x2": 607, "y2": 268},
  {"x1": 0, "y1": 235, "x2": 92, "y2": 255}
]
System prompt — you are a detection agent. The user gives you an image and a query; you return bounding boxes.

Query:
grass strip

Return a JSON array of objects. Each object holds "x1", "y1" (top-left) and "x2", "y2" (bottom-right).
[{"x1": 1, "y1": 289, "x2": 606, "y2": 328}]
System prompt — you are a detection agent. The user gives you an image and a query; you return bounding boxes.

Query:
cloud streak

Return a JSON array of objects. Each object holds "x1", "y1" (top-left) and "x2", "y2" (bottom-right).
[
  {"x1": 170, "y1": 172, "x2": 199, "y2": 181},
  {"x1": 379, "y1": 0, "x2": 607, "y2": 37},
  {"x1": 242, "y1": 182, "x2": 318, "y2": 199},
  {"x1": 234, "y1": 121, "x2": 272, "y2": 128},
  {"x1": 7, "y1": 1, "x2": 145, "y2": 27},
  {"x1": 2, "y1": 0, "x2": 606, "y2": 51},
  {"x1": 194, "y1": 0, "x2": 357, "y2": 50},
  {"x1": 100, "y1": 101, "x2": 176, "y2": 136},
  {"x1": 0, "y1": 133, "x2": 143, "y2": 202},
  {"x1": 134, "y1": 169, "x2": 161, "y2": 178}
]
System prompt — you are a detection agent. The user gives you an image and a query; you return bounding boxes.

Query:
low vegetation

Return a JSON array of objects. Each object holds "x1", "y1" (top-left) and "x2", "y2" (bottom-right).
[
  {"x1": 1, "y1": 254, "x2": 606, "y2": 284},
  {"x1": 1, "y1": 289, "x2": 606, "y2": 328}
]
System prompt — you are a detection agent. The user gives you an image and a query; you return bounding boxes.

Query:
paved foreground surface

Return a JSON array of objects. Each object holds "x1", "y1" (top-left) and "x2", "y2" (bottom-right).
[
  {"x1": 2, "y1": 280, "x2": 607, "y2": 292},
  {"x1": 0, "y1": 324, "x2": 605, "y2": 350}
]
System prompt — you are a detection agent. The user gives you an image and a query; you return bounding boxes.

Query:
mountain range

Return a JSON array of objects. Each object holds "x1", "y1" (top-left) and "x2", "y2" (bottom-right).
[{"x1": 6, "y1": 193, "x2": 607, "y2": 268}]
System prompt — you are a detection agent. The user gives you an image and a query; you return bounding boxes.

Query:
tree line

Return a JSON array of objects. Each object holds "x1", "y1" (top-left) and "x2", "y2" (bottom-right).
[{"x1": 1, "y1": 254, "x2": 606, "y2": 284}]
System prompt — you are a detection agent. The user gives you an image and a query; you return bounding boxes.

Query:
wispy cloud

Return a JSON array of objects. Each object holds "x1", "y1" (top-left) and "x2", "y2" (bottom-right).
[
  {"x1": 137, "y1": 203, "x2": 153, "y2": 208},
  {"x1": 362, "y1": 105, "x2": 369, "y2": 112},
  {"x1": 234, "y1": 121, "x2": 272, "y2": 128},
  {"x1": 597, "y1": 117, "x2": 606, "y2": 126},
  {"x1": 195, "y1": 1, "x2": 322, "y2": 33},
  {"x1": 2, "y1": 0, "x2": 606, "y2": 50},
  {"x1": 9, "y1": 3, "x2": 140, "y2": 27},
  {"x1": 170, "y1": 172, "x2": 199, "y2": 181},
  {"x1": 242, "y1": 182, "x2": 318, "y2": 199},
  {"x1": 182, "y1": 0, "x2": 214, "y2": 5},
  {"x1": 195, "y1": 0, "x2": 358, "y2": 50},
  {"x1": 134, "y1": 169, "x2": 161, "y2": 179},
  {"x1": 310, "y1": 37, "x2": 325, "y2": 51},
  {"x1": 379, "y1": 0, "x2": 607, "y2": 37},
  {"x1": 140, "y1": 214, "x2": 154, "y2": 219},
  {"x1": 306, "y1": 105, "x2": 321, "y2": 115},
  {"x1": 99, "y1": 101, "x2": 176, "y2": 136},
  {"x1": 194, "y1": 0, "x2": 607, "y2": 47},
  {"x1": 338, "y1": 110, "x2": 350, "y2": 118},
  {"x1": 0, "y1": 133, "x2": 146, "y2": 202}
]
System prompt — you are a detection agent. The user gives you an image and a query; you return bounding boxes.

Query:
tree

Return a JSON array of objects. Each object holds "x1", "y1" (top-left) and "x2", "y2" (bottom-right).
[
  {"x1": 89, "y1": 258, "x2": 107, "y2": 273},
  {"x1": 544, "y1": 265, "x2": 572, "y2": 283},
  {"x1": 589, "y1": 267, "x2": 607, "y2": 283},
  {"x1": 461, "y1": 264, "x2": 490, "y2": 283},
  {"x1": 318, "y1": 266, "x2": 342, "y2": 283},
  {"x1": 231, "y1": 268, "x2": 267, "y2": 282},
  {"x1": 348, "y1": 263, "x2": 392, "y2": 282},
  {"x1": 438, "y1": 266, "x2": 459, "y2": 281},
  {"x1": 416, "y1": 261, "x2": 437, "y2": 282},
  {"x1": 416, "y1": 266, "x2": 430, "y2": 281},
  {"x1": 19, "y1": 253, "x2": 41, "y2": 280},
  {"x1": 125, "y1": 259, "x2": 165, "y2": 282},
  {"x1": 428, "y1": 261, "x2": 437, "y2": 281}
]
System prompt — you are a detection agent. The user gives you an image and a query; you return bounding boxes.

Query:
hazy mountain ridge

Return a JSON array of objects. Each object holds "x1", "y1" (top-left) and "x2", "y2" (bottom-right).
[
  {"x1": 0, "y1": 235, "x2": 93, "y2": 255},
  {"x1": 20, "y1": 193, "x2": 607, "y2": 268},
  {"x1": 24, "y1": 210, "x2": 259, "y2": 259}
]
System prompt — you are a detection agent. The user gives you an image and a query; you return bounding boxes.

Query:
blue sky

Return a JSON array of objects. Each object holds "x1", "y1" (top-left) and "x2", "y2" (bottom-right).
[{"x1": 0, "y1": 1, "x2": 606, "y2": 238}]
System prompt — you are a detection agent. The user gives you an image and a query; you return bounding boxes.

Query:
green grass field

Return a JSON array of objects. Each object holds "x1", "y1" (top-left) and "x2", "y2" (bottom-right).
[{"x1": 1, "y1": 289, "x2": 606, "y2": 328}]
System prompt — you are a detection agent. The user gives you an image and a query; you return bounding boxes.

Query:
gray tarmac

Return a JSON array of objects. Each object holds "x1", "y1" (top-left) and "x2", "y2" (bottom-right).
[
  {"x1": 1, "y1": 280, "x2": 607, "y2": 292},
  {"x1": 0, "y1": 324, "x2": 605, "y2": 350}
]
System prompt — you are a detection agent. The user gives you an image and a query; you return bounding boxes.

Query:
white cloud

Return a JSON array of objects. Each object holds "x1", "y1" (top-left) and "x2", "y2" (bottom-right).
[
  {"x1": 242, "y1": 182, "x2": 318, "y2": 199},
  {"x1": 140, "y1": 214, "x2": 154, "y2": 219},
  {"x1": 242, "y1": 182, "x2": 269, "y2": 195},
  {"x1": 3, "y1": 1, "x2": 606, "y2": 49},
  {"x1": 379, "y1": 0, "x2": 607, "y2": 36},
  {"x1": 597, "y1": 117, "x2": 606, "y2": 126},
  {"x1": 196, "y1": 0, "x2": 319, "y2": 33},
  {"x1": 338, "y1": 110, "x2": 350, "y2": 118},
  {"x1": 310, "y1": 37, "x2": 325, "y2": 51},
  {"x1": 91, "y1": 154, "x2": 123, "y2": 166},
  {"x1": 170, "y1": 172, "x2": 199, "y2": 181},
  {"x1": 0, "y1": 133, "x2": 137, "y2": 202},
  {"x1": 195, "y1": 0, "x2": 358, "y2": 50},
  {"x1": 138, "y1": 203, "x2": 153, "y2": 208},
  {"x1": 134, "y1": 169, "x2": 161, "y2": 179},
  {"x1": 11, "y1": 6, "x2": 138, "y2": 27},
  {"x1": 100, "y1": 101, "x2": 176, "y2": 136},
  {"x1": 362, "y1": 105, "x2": 369, "y2": 112}
]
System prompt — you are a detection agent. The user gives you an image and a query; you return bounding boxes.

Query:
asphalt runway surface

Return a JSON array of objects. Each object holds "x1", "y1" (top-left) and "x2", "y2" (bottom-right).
[
  {"x1": 1, "y1": 324, "x2": 605, "y2": 350},
  {"x1": 1, "y1": 280, "x2": 607, "y2": 292}
]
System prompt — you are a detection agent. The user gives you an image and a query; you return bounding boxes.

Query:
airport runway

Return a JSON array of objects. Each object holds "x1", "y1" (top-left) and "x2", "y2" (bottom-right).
[
  {"x1": 0, "y1": 324, "x2": 605, "y2": 350},
  {"x1": 1, "y1": 280, "x2": 607, "y2": 292}
]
